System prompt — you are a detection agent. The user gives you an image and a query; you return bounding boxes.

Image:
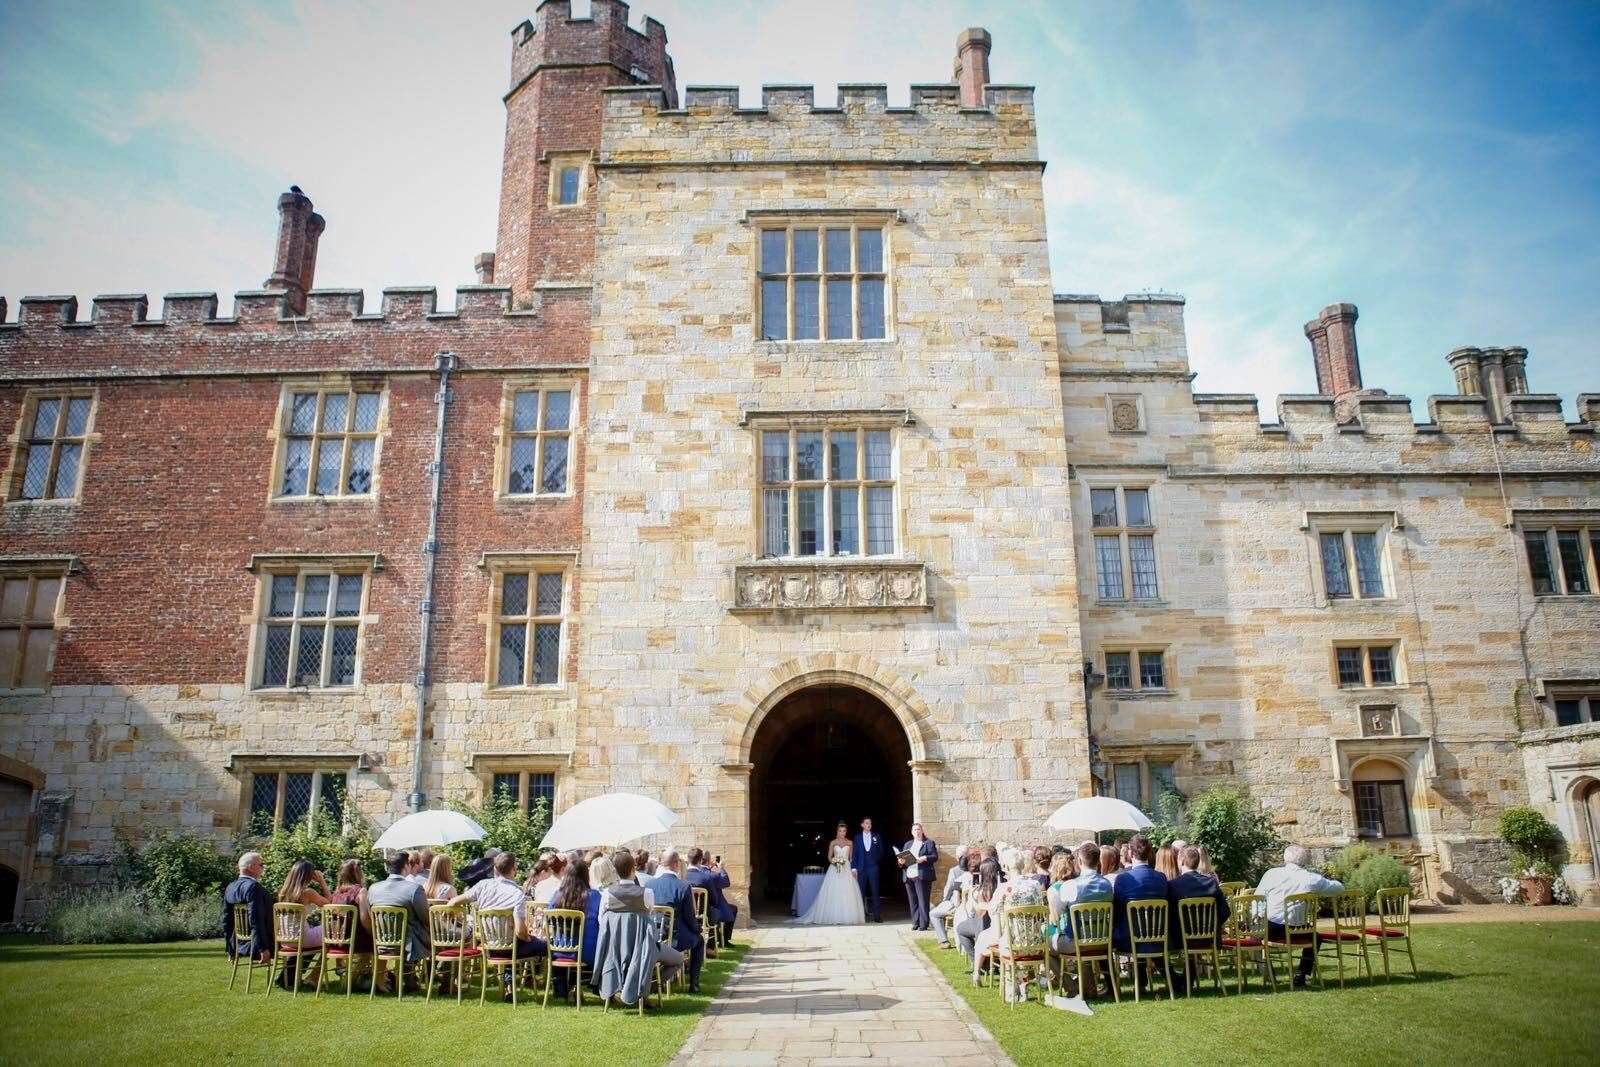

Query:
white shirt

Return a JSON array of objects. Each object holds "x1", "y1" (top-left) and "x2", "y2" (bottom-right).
[
  {"x1": 531, "y1": 876, "x2": 560, "y2": 904},
  {"x1": 863, "y1": 832, "x2": 874, "y2": 852},
  {"x1": 1255, "y1": 863, "x2": 1343, "y2": 924},
  {"x1": 904, "y1": 838, "x2": 927, "y2": 880},
  {"x1": 464, "y1": 874, "x2": 526, "y2": 925}
]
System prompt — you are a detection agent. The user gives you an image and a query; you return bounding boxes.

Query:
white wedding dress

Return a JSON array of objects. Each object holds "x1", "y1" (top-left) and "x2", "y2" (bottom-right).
[{"x1": 797, "y1": 842, "x2": 867, "y2": 925}]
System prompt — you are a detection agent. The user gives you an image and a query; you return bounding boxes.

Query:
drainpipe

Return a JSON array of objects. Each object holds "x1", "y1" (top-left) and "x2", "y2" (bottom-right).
[{"x1": 409, "y1": 349, "x2": 455, "y2": 812}]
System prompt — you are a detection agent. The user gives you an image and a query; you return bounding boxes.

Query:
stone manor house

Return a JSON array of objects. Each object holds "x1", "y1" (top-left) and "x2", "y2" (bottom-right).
[{"x1": 2, "y1": 3, "x2": 1598, "y2": 921}]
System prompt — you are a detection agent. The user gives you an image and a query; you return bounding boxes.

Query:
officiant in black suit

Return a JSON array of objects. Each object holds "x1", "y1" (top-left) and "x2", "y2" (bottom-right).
[
  {"x1": 851, "y1": 816, "x2": 886, "y2": 922},
  {"x1": 901, "y1": 822, "x2": 939, "y2": 930}
]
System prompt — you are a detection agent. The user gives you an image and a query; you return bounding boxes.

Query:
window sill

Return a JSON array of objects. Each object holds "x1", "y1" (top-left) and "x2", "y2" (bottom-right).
[
  {"x1": 247, "y1": 687, "x2": 363, "y2": 700},
  {"x1": 1355, "y1": 833, "x2": 1414, "y2": 842},
  {"x1": 1093, "y1": 598, "x2": 1168, "y2": 608},
  {"x1": 1337, "y1": 683, "x2": 1410, "y2": 692},
  {"x1": 754, "y1": 339, "x2": 895, "y2": 355},
  {"x1": 269, "y1": 494, "x2": 378, "y2": 506},
  {"x1": 1519, "y1": 720, "x2": 1600, "y2": 744},
  {"x1": 5, "y1": 497, "x2": 79, "y2": 508},
  {"x1": 1104, "y1": 688, "x2": 1176, "y2": 700},
  {"x1": 1534, "y1": 593, "x2": 1597, "y2": 602},
  {"x1": 495, "y1": 491, "x2": 575, "y2": 504},
  {"x1": 1323, "y1": 596, "x2": 1398, "y2": 607},
  {"x1": 481, "y1": 685, "x2": 569, "y2": 698}
]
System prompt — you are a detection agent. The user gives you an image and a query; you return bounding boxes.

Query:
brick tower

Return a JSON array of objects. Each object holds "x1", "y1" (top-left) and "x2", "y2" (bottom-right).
[{"x1": 492, "y1": 0, "x2": 677, "y2": 307}]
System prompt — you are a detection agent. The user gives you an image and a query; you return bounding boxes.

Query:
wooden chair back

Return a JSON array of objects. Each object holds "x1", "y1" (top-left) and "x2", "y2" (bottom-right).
[
  {"x1": 545, "y1": 907, "x2": 587, "y2": 968},
  {"x1": 1001, "y1": 904, "x2": 1048, "y2": 958},
  {"x1": 273, "y1": 902, "x2": 306, "y2": 953},
  {"x1": 649, "y1": 903, "x2": 676, "y2": 947},
  {"x1": 320, "y1": 903, "x2": 358, "y2": 951},
  {"x1": 1231, "y1": 893, "x2": 1268, "y2": 940},
  {"x1": 1069, "y1": 901, "x2": 1113, "y2": 948},
  {"x1": 1374, "y1": 887, "x2": 1411, "y2": 931},
  {"x1": 690, "y1": 885, "x2": 711, "y2": 939},
  {"x1": 1219, "y1": 880, "x2": 1247, "y2": 898},
  {"x1": 371, "y1": 905, "x2": 409, "y2": 958},
  {"x1": 1279, "y1": 891, "x2": 1320, "y2": 941},
  {"x1": 527, "y1": 900, "x2": 548, "y2": 940},
  {"x1": 1177, "y1": 896, "x2": 1219, "y2": 944},
  {"x1": 1330, "y1": 889, "x2": 1366, "y2": 932},
  {"x1": 1126, "y1": 898, "x2": 1168, "y2": 950},
  {"x1": 230, "y1": 902, "x2": 255, "y2": 955},
  {"x1": 428, "y1": 903, "x2": 471, "y2": 952},
  {"x1": 477, "y1": 908, "x2": 518, "y2": 953}
]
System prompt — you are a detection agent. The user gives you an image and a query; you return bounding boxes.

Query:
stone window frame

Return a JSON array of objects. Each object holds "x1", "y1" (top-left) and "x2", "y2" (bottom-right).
[
  {"x1": 488, "y1": 768, "x2": 557, "y2": 817},
  {"x1": 1305, "y1": 513, "x2": 1397, "y2": 604},
  {"x1": 1085, "y1": 481, "x2": 1163, "y2": 603},
  {"x1": 243, "y1": 554, "x2": 378, "y2": 696},
  {"x1": 1517, "y1": 516, "x2": 1600, "y2": 599},
  {"x1": 1350, "y1": 756, "x2": 1415, "y2": 840},
  {"x1": 1100, "y1": 645, "x2": 1172, "y2": 694},
  {"x1": 1099, "y1": 744, "x2": 1188, "y2": 812},
  {"x1": 1331, "y1": 640, "x2": 1404, "y2": 689},
  {"x1": 3, "y1": 388, "x2": 99, "y2": 506},
  {"x1": 1104, "y1": 393, "x2": 1146, "y2": 435},
  {"x1": 231, "y1": 753, "x2": 361, "y2": 834},
  {"x1": 750, "y1": 211, "x2": 895, "y2": 344},
  {"x1": 744, "y1": 410, "x2": 907, "y2": 562},
  {"x1": 265, "y1": 378, "x2": 388, "y2": 506},
  {"x1": 493, "y1": 377, "x2": 579, "y2": 503},
  {"x1": 546, "y1": 151, "x2": 591, "y2": 209},
  {"x1": 0, "y1": 560, "x2": 71, "y2": 693},
  {"x1": 469, "y1": 751, "x2": 572, "y2": 814},
  {"x1": 1547, "y1": 685, "x2": 1600, "y2": 729},
  {"x1": 478, "y1": 552, "x2": 577, "y2": 693}
]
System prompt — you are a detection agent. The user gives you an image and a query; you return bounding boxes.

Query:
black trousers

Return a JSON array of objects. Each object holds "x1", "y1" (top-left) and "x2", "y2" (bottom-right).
[
  {"x1": 904, "y1": 876, "x2": 931, "y2": 929},
  {"x1": 1267, "y1": 922, "x2": 1316, "y2": 977}
]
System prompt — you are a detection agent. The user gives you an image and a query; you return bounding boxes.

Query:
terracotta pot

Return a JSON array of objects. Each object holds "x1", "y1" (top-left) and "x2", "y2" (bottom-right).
[{"x1": 1519, "y1": 875, "x2": 1554, "y2": 906}]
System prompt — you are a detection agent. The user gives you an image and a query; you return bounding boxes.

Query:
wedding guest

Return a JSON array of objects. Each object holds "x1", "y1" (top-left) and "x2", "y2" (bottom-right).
[
  {"x1": 553, "y1": 856, "x2": 602, "y2": 978},
  {"x1": 424, "y1": 854, "x2": 456, "y2": 902},
  {"x1": 1050, "y1": 842, "x2": 1113, "y2": 948},
  {"x1": 1111, "y1": 836, "x2": 1167, "y2": 952},
  {"x1": 521, "y1": 854, "x2": 552, "y2": 898},
  {"x1": 407, "y1": 849, "x2": 434, "y2": 886},
  {"x1": 596, "y1": 849, "x2": 673, "y2": 1005},
  {"x1": 633, "y1": 849, "x2": 653, "y2": 881},
  {"x1": 1098, "y1": 844, "x2": 1122, "y2": 877},
  {"x1": 532, "y1": 853, "x2": 565, "y2": 903},
  {"x1": 1169, "y1": 844, "x2": 1230, "y2": 946},
  {"x1": 1154, "y1": 844, "x2": 1179, "y2": 881},
  {"x1": 277, "y1": 860, "x2": 332, "y2": 953},
  {"x1": 955, "y1": 859, "x2": 1000, "y2": 963},
  {"x1": 646, "y1": 848, "x2": 704, "y2": 993},
  {"x1": 367, "y1": 851, "x2": 432, "y2": 974},
  {"x1": 1255, "y1": 844, "x2": 1343, "y2": 986},
  {"x1": 686, "y1": 847, "x2": 737, "y2": 948},
  {"x1": 973, "y1": 849, "x2": 1045, "y2": 1001},
  {"x1": 1119, "y1": 842, "x2": 1134, "y2": 869},
  {"x1": 221, "y1": 851, "x2": 274, "y2": 966},
  {"x1": 460, "y1": 846, "x2": 502, "y2": 888},
  {"x1": 1196, "y1": 845, "x2": 1217, "y2": 877},
  {"x1": 1031, "y1": 845, "x2": 1053, "y2": 888},
  {"x1": 930, "y1": 848, "x2": 978, "y2": 948},
  {"x1": 447, "y1": 851, "x2": 547, "y2": 996},
  {"x1": 329, "y1": 858, "x2": 373, "y2": 956}
]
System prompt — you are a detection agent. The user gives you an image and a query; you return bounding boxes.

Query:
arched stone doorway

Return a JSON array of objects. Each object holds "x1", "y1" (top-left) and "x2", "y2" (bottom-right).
[{"x1": 748, "y1": 683, "x2": 913, "y2": 911}]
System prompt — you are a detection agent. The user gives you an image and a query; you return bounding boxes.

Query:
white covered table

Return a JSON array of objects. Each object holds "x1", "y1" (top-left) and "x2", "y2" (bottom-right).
[{"x1": 790, "y1": 872, "x2": 825, "y2": 916}]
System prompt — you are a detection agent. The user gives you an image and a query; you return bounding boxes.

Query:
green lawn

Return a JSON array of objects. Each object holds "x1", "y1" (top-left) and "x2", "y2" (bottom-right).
[
  {"x1": 0, "y1": 936, "x2": 745, "y2": 1065},
  {"x1": 922, "y1": 922, "x2": 1600, "y2": 1066}
]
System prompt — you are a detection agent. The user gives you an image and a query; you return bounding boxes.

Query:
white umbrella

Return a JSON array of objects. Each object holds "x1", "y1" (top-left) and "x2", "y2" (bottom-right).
[
  {"x1": 1043, "y1": 796, "x2": 1153, "y2": 834},
  {"x1": 373, "y1": 809, "x2": 488, "y2": 851},
  {"x1": 541, "y1": 792, "x2": 677, "y2": 851}
]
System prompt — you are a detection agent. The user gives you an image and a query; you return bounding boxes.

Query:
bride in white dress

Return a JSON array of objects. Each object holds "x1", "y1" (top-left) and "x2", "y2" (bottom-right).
[{"x1": 798, "y1": 822, "x2": 867, "y2": 925}]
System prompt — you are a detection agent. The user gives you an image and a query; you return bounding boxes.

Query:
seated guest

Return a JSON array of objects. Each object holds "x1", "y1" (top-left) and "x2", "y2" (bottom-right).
[
  {"x1": 446, "y1": 851, "x2": 547, "y2": 997},
  {"x1": 1049, "y1": 842, "x2": 1113, "y2": 953},
  {"x1": 460, "y1": 846, "x2": 502, "y2": 888},
  {"x1": 1154, "y1": 844, "x2": 1179, "y2": 881},
  {"x1": 222, "y1": 850, "x2": 275, "y2": 966},
  {"x1": 521, "y1": 854, "x2": 552, "y2": 898},
  {"x1": 1255, "y1": 844, "x2": 1344, "y2": 987},
  {"x1": 930, "y1": 848, "x2": 978, "y2": 949},
  {"x1": 423, "y1": 854, "x2": 456, "y2": 902},
  {"x1": 972, "y1": 849, "x2": 1044, "y2": 1001},
  {"x1": 646, "y1": 848, "x2": 704, "y2": 993},
  {"x1": 955, "y1": 859, "x2": 1000, "y2": 964},
  {"x1": 1031, "y1": 845, "x2": 1054, "y2": 888},
  {"x1": 277, "y1": 860, "x2": 332, "y2": 955},
  {"x1": 633, "y1": 849, "x2": 654, "y2": 881},
  {"x1": 1098, "y1": 844, "x2": 1122, "y2": 878},
  {"x1": 329, "y1": 858, "x2": 373, "y2": 956},
  {"x1": 1168, "y1": 844, "x2": 1230, "y2": 944},
  {"x1": 551, "y1": 856, "x2": 602, "y2": 988},
  {"x1": 367, "y1": 851, "x2": 432, "y2": 970},
  {"x1": 685, "y1": 847, "x2": 737, "y2": 949},
  {"x1": 406, "y1": 849, "x2": 433, "y2": 886},
  {"x1": 1196, "y1": 845, "x2": 1217, "y2": 877},
  {"x1": 596, "y1": 849, "x2": 674, "y2": 1005},
  {"x1": 1111, "y1": 835, "x2": 1167, "y2": 953}
]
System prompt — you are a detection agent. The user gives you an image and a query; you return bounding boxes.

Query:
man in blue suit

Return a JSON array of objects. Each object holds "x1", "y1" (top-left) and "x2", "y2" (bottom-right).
[
  {"x1": 1111, "y1": 835, "x2": 1169, "y2": 992},
  {"x1": 686, "y1": 847, "x2": 737, "y2": 948},
  {"x1": 853, "y1": 816, "x2": 886, "y2": 922},
  {"x1": 645, "y1": 848, "x2": 704, "y2": 993}
]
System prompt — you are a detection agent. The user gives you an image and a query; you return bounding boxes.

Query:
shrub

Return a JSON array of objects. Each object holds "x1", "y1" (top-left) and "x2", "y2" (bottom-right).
[
  {"x1": 1182, "y1": 787, "x2": 1282, "y2": 883},
  {"x1": 1344, "y1": 853, "x2": 1412, "y2": 908},
  {"x1": 1498, "y1": 806, "x2": 1564, "y2": 873},
  {"x1": 46, "y1": 887, "x2": 219, "y2": 944},
  {"x1": 1324, "y1": 842, "x2": 1378, "y2": 885},
  {"x1": 1142, "y1": 791, "x2": 1186, "y2": 848},
  {"x1": 253, "y1": 810, "x2": 384, "y2": 892},
  {"x1": 117, "y1": 830, "x2": 234, "y2": 905},
  {"x1": 443, "y1": 792, "x2": 553, "y2": 874}
]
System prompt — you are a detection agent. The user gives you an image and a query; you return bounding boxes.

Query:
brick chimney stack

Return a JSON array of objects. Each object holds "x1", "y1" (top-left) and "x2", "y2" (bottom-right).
[
  {"x1": 954, "y1": 27, "x2": 992, "y2": 108},
  {"x1": 1304, "y1": 302, "x2": 1385, "y2": 421},
  {"x1": 265, "y1": 186, "x2": 325, "y2": 315},
  {"x1": 474, "y1": 252, "x2": 496, "y2": 284}
]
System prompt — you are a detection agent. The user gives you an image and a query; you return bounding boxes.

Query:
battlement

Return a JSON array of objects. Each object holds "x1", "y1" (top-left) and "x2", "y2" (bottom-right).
[
  {"x1": 508, "y1": 0, "x2": 674, "y2": 102},
  {"x1": 599, "y1": 82, "x2": 1039, "y2": 165}
]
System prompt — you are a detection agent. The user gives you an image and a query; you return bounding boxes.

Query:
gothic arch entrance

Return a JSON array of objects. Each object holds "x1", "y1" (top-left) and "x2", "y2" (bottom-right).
[{"x1": 748, "y1": 684, "x2": 913, "y2": 910}]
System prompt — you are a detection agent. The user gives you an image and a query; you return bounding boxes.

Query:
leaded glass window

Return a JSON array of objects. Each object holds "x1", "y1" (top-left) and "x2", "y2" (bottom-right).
[
  {"x1": 245, "y1": 768, "x2": 348, "y2": 833},
  {"x1": 255, "y1": 570, "x2": 366, "y2": 689},
  {"x1": 0, "y1": 573, "x2": 62, "y2": 690},
  {"x1": 506, "y1": 387, "x2": 572, "y2": 496},
  {"x1": 1317, "y1": 527, "x2": 1388, "y2": 600},
  {"x1": 493, "y1": 570, "x2": 566, "y2": 687},
  {"x1": 12, "y1": 393, "x2": 93, "y2": 501},
  {"x1": 277, "y1": 388, "x2": 381, "y2": 498},
  {"x1": 758, "y1": 426, "x2": 895, "y2": 558},
  {"x1": 1088, "y1": 486, "x2": 1159, "y2": 600},
  {"x1": 758, "y1": 223, "x2": 888, "y2": 341}
]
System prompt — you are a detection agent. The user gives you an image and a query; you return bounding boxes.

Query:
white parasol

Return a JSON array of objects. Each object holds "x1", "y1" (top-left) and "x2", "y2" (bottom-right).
[
  {"x1": 540, "y1": 792, "x2": 678, "y2": 851},
  {"x1": 373, "y1": 809, "x2": 488, "y2": 851},
  {"x1": 1043, "y1": 796, "x2": 1154, "y2": 834}
]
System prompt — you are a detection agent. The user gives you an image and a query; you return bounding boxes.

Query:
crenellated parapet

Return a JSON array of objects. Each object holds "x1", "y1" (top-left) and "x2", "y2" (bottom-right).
[
  {"x1": 508, "y1": 0, "x2": 674, "y2": 104},
  {"x1": 0, "y1": 285, "x2": 580, "y2": 379},
  {"x1": 599, "y1": 81, "x2": 1039, "y2": 165}
]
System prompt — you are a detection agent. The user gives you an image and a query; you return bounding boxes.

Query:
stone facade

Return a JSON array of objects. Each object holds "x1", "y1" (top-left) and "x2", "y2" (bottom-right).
[{"x1": 1, "y1": 1, "x2": 1596, "y2": 920}]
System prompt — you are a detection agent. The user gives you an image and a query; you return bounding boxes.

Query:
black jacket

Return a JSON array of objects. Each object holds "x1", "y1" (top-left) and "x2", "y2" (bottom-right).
[{"x1": 221, "y1": 875, "x2": 275, "y2": 960}]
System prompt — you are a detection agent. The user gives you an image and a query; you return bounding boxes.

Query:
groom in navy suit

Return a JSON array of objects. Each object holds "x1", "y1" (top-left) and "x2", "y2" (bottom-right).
[{"x1": 852, "y1": 816, "x2": 885, "y2": 922}]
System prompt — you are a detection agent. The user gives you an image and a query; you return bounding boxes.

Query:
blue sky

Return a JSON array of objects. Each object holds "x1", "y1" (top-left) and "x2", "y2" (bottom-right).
[{"x1": 2, "y1": 0, "x2": 1596, "y2": 411}]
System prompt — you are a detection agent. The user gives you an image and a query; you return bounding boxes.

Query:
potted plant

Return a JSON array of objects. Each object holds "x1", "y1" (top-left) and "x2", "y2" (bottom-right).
[{"x1": 1498, "y1": 807, "x2": 1564, "y2": 906}]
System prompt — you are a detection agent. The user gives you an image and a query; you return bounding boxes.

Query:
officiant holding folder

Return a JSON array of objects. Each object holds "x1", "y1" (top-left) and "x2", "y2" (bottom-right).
[{"x1": 900, "y1": 822, "x2": 939, "y2": 931}]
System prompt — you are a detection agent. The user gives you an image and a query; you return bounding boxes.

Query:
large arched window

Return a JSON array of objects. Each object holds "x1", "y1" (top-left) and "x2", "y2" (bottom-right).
[{"x1": 1352, "y1": 759, "x2": 1412, "y2": 839}]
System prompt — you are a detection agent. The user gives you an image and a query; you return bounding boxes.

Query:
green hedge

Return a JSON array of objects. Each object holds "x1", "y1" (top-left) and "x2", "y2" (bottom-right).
[{"x1": 46, "y1": 888, "x2": 219, "y2": 944}]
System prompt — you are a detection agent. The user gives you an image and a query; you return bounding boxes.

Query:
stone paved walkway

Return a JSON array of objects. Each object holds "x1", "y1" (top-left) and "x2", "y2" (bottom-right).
[{"x1": 672, "y1": 923, "x2": 1011, "y2": 1067}]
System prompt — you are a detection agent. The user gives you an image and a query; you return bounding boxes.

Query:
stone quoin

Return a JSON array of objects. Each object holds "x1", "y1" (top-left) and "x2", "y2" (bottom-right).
[{"x1": 2, "y1": 0, "x2": 1598, "y2": 923}]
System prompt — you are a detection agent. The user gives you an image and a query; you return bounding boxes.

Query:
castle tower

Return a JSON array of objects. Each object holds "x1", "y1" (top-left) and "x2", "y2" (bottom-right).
[{"x1": 492, "y1": 0, "x2": 677, "y2": 306}]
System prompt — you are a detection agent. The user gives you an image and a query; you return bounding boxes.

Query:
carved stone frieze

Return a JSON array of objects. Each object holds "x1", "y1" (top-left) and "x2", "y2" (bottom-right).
[{"x1": 732, "y1": 560, "x2": 931, "y2": 612}]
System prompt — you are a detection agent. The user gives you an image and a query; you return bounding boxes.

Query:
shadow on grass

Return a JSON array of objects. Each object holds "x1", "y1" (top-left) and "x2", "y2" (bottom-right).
[{"x1": 0, "y1": 943, "x2": 217, "y2": 962}]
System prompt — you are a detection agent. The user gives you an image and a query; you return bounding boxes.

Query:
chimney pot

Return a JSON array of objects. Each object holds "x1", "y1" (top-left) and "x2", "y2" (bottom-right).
[
  {"x1": 1304, "y1": 302, "x2": 1380, "y2": 423},
  {"x1": 265, "y1": 187, "x2": 323, "y2": 315},
  {"x1": 954, "y1": 27, "x2": 992, "y2": 108},
  {"x1": 474, "y1": 253, "x2": 496, "y2": 284}
]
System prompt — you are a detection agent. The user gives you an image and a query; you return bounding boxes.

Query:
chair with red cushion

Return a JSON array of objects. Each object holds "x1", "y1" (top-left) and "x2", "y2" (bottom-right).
[
  {"x1": 266, "y1": 903, "x2": 309, "y2": 997},
  {"x1": 1067, "y1": 901, "x2": 1120, "y2": 1002},
  {"x1": 315, "y1": 903, "x2": 363, "y2": 997},
  {"x1": 1264, "y1": 891, "x2": 1323, "y2": 991},
  {"x1": 1316, "y1": 889, "x2": 1371, "y2": 986},
  {"x1": 1221, "y1": 892, "x2": 1272, "y2": 994},
  {"x1": 1365, "y1": 886, "x2": 1417, "y2": 979},
  {"x1": 1177, "y1": 896, "x2": 1225, "y2": 997},
  {"x1": 426, "y1": 903, "x2": 480, "y2": 1003}
]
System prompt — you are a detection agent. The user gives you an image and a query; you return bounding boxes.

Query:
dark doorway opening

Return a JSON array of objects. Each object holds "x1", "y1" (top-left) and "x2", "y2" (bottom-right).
[
  {"x1": 749, "y1": 684, "x2": 913, "y2": 916},
  {"x1": 0, "y1": 865, "x2": 16, "y2": 924}
]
